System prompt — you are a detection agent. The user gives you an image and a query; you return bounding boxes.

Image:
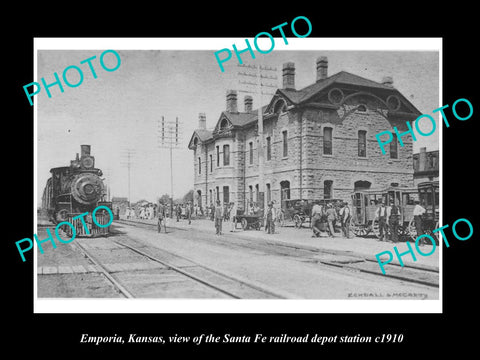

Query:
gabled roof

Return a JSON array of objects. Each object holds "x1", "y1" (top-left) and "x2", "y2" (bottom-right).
[
  {"x1": 190, "y1": 69, "x2": 422, "y2": 148},
  {"x1": 271, "y1": 70, "x2": 422, "y2": 116},
  {"x1": 278, "y1": 71, "x2": 402, "y2": 105},
  {"x1": 194, "y1": 129, "x2": 213, "y2": 142},
  {"x1": 220, "y1": 105, "x2": 269, "y2": 128},
  {"x1": 188, "y1": 129, "x2": 213, "y2": 149}
]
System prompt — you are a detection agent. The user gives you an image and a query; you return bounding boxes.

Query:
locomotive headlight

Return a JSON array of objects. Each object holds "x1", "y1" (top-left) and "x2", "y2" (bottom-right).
[
  {"x1": 83, "y1": 183, "x2": 95, "y2": 195},
  {"x1": 81, "y1": 156, "x2": 94, "y2": 168}
]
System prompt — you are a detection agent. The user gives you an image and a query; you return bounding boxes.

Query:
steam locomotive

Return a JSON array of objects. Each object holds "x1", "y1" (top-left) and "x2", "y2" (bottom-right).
[{"x1": 41, "y1": 145, "x2": 112, "y2": 236}]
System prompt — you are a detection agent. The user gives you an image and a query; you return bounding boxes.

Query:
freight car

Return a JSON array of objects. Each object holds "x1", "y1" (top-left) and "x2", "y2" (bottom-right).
[{"x1": 41, "y1": 145, "x2": 112, "y2": 237}]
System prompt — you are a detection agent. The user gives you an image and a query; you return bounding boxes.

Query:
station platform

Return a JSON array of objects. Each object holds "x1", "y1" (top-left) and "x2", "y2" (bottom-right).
[{"x1": 115, "y1": 216, "x2": 441, "y2": 272}]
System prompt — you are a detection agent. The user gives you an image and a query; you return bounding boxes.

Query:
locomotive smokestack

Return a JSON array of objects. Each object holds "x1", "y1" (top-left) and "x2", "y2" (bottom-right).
[{"x1": 81, "y1": 145, "x2": 91, "y2": 157}]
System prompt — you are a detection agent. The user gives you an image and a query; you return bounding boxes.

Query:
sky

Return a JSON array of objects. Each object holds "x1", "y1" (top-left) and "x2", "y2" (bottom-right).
[{"x1": 36, "y1": 39, "x2": 440, "y2": 205}]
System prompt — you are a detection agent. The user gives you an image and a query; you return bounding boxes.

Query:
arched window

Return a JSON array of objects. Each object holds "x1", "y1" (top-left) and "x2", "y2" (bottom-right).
[
  {"x1": 280, "y1": 180, "x2": 290, "y2": 202},
  {"x1": 354, "y1": 180, "x2": 371, "y2": 191},
  {"x1": 324, "y1": 180, "x2": 333, "y2": 199},
  {"x1": 220, "y1": 118, "x2": 229, "y2": 130},
  {"x1": 274, "y1": 99, "x2": 287, "y2": 114}
]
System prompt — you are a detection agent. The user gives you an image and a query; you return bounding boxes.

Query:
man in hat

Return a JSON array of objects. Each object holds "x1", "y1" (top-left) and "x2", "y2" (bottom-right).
[
  {"x1": 388, "y1": 200, "x2": 400, "y2": 242},
  {"x1": 325, "y1": 203, "x2": 337, "y2": 237},
  {"x1": 375, "y1": 200, "x2": 388, "y2": 241},
  {"x1": 264, "y1": 201, "x2": 276, "y2": 234},
  {"x1": 339, "y1": 201, "x2": 351, "y2": 238},
  {"x1": 311, "y1": 200, "x2": 323, "y2": 237},
  {"x1": 413, "y1": 200, "x2": 426, "y2": 244},
  {"x1": 157, "y1": 202, "x2": 167, "y2": 233},
  {"x1": 214, "y1": 200, "x2": 223, "y2": 235},
  {"x1": 229, "y1": 202, "x2": 237, "y2": 232}
]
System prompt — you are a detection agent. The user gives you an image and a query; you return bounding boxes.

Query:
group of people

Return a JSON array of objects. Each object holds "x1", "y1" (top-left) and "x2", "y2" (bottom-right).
[
  {"x1": 310, "y1": 201, "x2": 351, "y2": 238},
  {"x1": 125, "y1": 204, "x2": 157, "y2": 220},
  {"x1": 157, "y1": 202, "x2": 197, "y2": 233},
  {"x1": 174, "y1": 202, "x2": 193, "y2": 224},
  {"x1": 375, "y1": 199, "x2": 426, "y2": 243},
  {"x1": 212, "y1": 200, "x2": 237, "y2": 235}
]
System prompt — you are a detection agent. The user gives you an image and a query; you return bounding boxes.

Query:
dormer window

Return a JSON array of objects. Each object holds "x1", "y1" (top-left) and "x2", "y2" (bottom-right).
[
  {"x1": 220, "y1": 118, "x2": 229, "y2": 130},
  {"x1": 274, "y1": 99, "x2": 287, "y2": 114}
]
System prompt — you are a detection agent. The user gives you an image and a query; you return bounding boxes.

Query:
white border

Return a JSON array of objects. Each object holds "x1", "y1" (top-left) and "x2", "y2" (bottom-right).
[{"x1": 33, "y1": 37, "x2": 442, "y2": 314}]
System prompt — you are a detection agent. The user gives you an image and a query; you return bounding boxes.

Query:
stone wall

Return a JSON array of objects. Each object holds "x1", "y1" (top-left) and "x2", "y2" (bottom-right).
[{"x1": 193, "y1": 91, "x2": 416, "y2": 209}]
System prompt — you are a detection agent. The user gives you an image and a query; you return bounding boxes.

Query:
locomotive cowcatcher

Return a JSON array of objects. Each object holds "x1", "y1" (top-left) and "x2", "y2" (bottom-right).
[{"x1": 41, "y1": 145, "x2": 112, "y2": 237}]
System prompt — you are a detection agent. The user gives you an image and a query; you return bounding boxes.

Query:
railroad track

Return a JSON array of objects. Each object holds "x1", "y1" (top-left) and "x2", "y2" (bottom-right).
[
  {"x1": 114, "y1": 219, "x2": 439, "y2": 289},
  {"x1": 72, "y1": 235, "x2": 295, "y2": 299}
]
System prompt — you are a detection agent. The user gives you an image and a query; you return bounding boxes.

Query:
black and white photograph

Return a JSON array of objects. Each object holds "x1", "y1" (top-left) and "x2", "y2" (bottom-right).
[
  {"x1": 33, "y1": 39, "x2": 441, "y2": 313},
  {"x1": 7, "y1": 8, "x2": 480, "y2": 354}
]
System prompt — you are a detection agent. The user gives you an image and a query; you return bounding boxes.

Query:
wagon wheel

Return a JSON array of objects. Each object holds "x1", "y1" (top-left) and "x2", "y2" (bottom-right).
[
  {"x1": 397, "y1": 224, "x2": 408, "y2": 240},
  {"x1": 352, "y1": 222, "x2": 369, "y2": 237},
  {"x1": 346, "y1": 218, "x2": 355, "y2": 238},
  {"x1": 293, "y1": 214, "x2": 303, "y2": 228},
  {"x1": 241, "y1": 218, "x2": 248, "y2": 230},
  {"x1": 407, "y1": 218, "x2": 417, "y2": 241}
]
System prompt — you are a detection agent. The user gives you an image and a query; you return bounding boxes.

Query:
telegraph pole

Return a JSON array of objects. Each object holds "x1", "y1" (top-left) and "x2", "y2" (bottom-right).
[
  {"x1": 237, "y1": 63, "x2": 278, "y2": 210},
  {"x1": 158, "y1": 116, "x2": 181, "y2": 216},
  {"x1": 120, "y1": 148, "x2": 136, "y2": 206}
]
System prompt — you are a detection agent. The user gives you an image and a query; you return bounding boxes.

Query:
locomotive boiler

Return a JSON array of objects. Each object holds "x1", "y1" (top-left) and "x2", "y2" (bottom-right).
[{"x1": 41, "y1": 145, "x2": 112, "y2": 236}]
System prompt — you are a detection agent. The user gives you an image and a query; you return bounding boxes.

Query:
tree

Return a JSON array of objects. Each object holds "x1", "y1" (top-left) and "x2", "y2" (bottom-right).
[
  {"x1": 157, "y1": 194, "x2": 172, "y2": 205},
  {"x1": 183, "y1": 189, "x2": 194, "y2": 203}
]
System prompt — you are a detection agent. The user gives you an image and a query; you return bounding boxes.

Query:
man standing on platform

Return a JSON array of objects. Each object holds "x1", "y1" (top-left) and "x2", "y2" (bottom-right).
[
  {"x1": 413, "y1": 200, "x2": 426, "y2": 244},
  {"x1": 375, "y1": 201, "x2": 388, "y2": 241},
  {"x1": 264, "y1": 202, "x2": 276, "y2": 234},
  {"x1": 325, "y1": 203, "x2": 337, "y2": 237},
  {"x1": 229, "y1": 202, "x2": 237, "y2": 232},
  {"x1": 157, "y1": 202, "x2": 167, "y2": 233},
  {"x1": 388, "y1": 200, "x2": 400, "y2": 242},
  {"x1": 339, "y1": 201, "x2": 351, "y2": 239},
  {"x1": 214, "y1": 200, "x2": 223, "y2": 235},
  {"x1": 311, "y1": 200, "x2": 323, "y2": 237}
]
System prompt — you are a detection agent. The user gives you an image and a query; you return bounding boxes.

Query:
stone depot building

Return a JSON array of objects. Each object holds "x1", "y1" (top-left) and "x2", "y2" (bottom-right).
[{"x1": 188, "y1": 56, "x2": 421, "y2": 211}]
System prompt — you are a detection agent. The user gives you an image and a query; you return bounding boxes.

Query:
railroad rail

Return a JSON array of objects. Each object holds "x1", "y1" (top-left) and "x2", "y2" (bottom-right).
[
  {"x1": 115, "y1": 218, "x2": 439, "y2": 289},
  {"x1": 72, "y1": 235, "x2": 294, "y2": 299}
]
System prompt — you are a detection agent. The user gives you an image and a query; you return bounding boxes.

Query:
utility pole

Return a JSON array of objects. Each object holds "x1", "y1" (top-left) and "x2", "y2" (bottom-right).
[
  {"x1": 158, "y1": 116, "x2": 182, "y2": 216},
  {"x1": 237, "y1": 63, "x2": 278, "y2": 210},
  {"x1": 120, "y1": 148, "x2": 136, "y2": 206}
]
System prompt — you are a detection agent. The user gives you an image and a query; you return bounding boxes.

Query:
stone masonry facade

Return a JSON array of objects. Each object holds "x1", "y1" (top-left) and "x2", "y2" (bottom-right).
[{"x1": 188, "y1": 57, "x2": 420, "y2": 212}]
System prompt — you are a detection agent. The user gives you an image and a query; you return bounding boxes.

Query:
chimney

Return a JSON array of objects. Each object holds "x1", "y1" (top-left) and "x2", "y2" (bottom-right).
[
  {"x1": 80, "y1": 144, "x2": 91, "y2": 157},
  {"x1": 198, "y1": 113, "x2": 206, "y2": 129},
  {"x1": 282, "y1": 62, "x2": 295, "y2": 90},
  {"x1": 316, "y1": 56, "x2": 328, "y2": 82},
  {"x1": 419, "y1": 147, "x2": 427, "y2": 171},
  {"x1": 244, "y1": 95, "x2": 253, "y2": 112},
  {"x1": 226, "y1": 90, "x2": 238, "y2": 113},
  {"x1": 382, "y1": 76, "x2": 394, "y2": 87}
]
